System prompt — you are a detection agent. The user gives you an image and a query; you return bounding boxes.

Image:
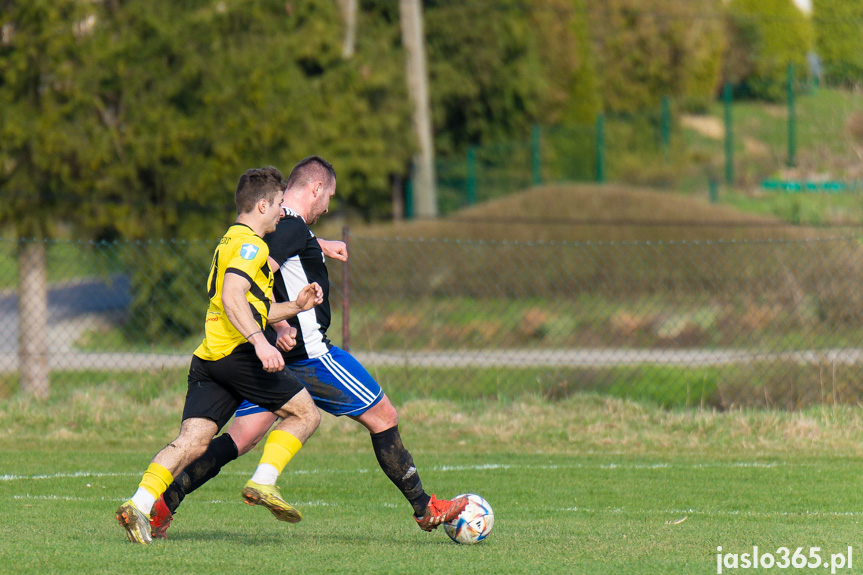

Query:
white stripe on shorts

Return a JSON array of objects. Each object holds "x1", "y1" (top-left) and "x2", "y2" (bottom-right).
[{"x1": 319, "y1": 353, "x2": 378, "y2": 405}]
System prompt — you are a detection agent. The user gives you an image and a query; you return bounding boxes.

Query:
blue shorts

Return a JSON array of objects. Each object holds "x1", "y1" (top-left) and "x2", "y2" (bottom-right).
[{"x1": 235, "y1": 346, "x2": 383, "y2": 418}]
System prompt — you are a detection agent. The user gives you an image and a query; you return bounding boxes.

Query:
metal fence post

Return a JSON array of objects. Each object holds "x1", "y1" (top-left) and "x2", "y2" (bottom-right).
[
  {"x1": 405, "y1": 175, "x2": 414, "y2": 219},
  {"x1": 787, "y1": 62, "x2": 797, "y2": 168},
  {"x1": 596, "y1": 113, "x2": 605, "y2": 183},
  {"x1": 466, "y1": 146, "x2": 477, "y2": 205},
  {"x1": 724, "y1": 83, "x2": 733, "y2": 186},
  {"x1": 531, "y1": 123, "x2": 542, "y2": 185},
  {"x1": 661, "y1": 96, "x2": 671, "y2": 160},
  {"x1": 341, "y1": 225, "x2": 350, "y2": 352}
]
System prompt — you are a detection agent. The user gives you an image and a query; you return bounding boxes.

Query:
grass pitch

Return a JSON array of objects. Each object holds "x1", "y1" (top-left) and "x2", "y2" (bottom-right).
[{"x1": 2, "y1": 386, "x2": 863, "y2": 574}]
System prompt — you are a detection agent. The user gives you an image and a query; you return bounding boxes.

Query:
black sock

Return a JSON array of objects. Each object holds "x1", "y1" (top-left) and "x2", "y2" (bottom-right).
[
  {"x1": 163, "y1": 433, "x2": 239, "y2": 514},
  {"x1": 370, "y1": 425, "x2": 430, "y2": 516}
]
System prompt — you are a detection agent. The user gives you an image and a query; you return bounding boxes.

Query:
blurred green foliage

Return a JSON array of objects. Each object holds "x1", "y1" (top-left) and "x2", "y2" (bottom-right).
[
  {"x1": 813, "y1": 0, "x2": 863, "y2": 86},
  {"x1": 586, "y1": 0, "x2": 726, "y2": 113},
  {"x1": 0, "y1": 0, "x2": 113, "y2": 239},
  {"x1": 725, "y1": 0, "x2": 812, "y2": 101},
  {"x1": 3, "y1": 0, "x2": 837, "y2": 233},
  {"x1": 1, "y1": 0, "x2": 856, "y2": 348}
]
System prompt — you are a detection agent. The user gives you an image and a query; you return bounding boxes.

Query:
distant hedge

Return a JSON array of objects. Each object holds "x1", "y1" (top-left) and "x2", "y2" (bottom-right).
[
  {"x1": 586, "y1": 0, "x2": 726, "y2": 113},
  {"x1": 725, "y1": 0, "x2": 812, "y2": 101},
  {"x1": 813, "y1": 0, "x2": 863, "y2": 85}
]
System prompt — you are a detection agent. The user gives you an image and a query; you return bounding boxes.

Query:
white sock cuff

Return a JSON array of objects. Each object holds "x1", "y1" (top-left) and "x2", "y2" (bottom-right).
[
  {"x1": 250, "y1": 463, "x2": 279, "y2": 486},
  {"x1": 131, "y1": 487, "x2": 156, "y2": 516}
]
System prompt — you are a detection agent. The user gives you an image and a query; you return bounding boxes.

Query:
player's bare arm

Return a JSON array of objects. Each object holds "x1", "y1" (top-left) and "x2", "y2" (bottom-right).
[
  {"x1": 222, "y1": 273, "x2": 284, "y2": 373},
  {"x1": 268, "y1": 282, "x2": 323, "y2": 322},
  {"x1": 317, "y1": 238, "x2": 348, "y2": 262}
]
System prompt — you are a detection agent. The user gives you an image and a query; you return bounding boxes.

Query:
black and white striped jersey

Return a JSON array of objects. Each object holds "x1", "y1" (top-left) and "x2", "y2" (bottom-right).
[{"x1": 264, "y1": 208, "x2": 331, "y2": 361}]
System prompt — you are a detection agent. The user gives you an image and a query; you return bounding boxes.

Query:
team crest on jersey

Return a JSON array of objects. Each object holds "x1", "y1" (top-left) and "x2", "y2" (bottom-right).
[{"x1": 240, "y1": 243, "x2": 259, "y2": 260}]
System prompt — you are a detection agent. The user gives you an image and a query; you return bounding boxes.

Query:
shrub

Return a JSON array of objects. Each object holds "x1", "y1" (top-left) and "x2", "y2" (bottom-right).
[
  {"x1": 586, "y1": 0, "x2": 726, "y2": 113},
  {"x1": 724, "y1": 0, "x2": 813, "y2": 101},
  {"x1": 813, "y1": 0, "x2": 863, "y2": 85}
]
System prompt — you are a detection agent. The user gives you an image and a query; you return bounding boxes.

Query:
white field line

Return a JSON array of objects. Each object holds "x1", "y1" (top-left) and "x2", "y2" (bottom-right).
[
  {"x1": 10, "y1": 493, "x2": 858, "y2": 521},
  {"x1": 11, "y1": 493, "x2": 334, "y2": 507},
  {"x1": 0, "y1": 471, "x2": 137, "y2": 481},
  {"x1": 0, "y1": 461, "x2": 787, "y2": 483},
  {"x1": 562, "y1": 507, "x2": 863, "y2": 519},
  {"x1": 5, "y1": 464, "x2": 853, "y2": 520}
]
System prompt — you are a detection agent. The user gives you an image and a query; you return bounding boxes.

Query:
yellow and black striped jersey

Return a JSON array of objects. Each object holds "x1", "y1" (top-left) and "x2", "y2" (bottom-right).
[{"x1": 193, "y1": 224, "x2": 273, "y2": 361}]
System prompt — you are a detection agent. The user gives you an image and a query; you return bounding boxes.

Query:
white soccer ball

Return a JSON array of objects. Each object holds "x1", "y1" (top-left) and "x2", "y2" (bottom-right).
[{"x1": 443, "y1": 493, "x2": 494, "y2": 544}]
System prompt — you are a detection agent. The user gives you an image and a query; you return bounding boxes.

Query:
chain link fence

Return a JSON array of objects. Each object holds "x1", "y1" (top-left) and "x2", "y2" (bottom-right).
[{"x1": 2, "y1": 234, "x2": 863, "y2": 410}]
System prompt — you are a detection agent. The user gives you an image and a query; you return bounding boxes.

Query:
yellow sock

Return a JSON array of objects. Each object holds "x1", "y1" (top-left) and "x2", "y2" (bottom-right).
[
  {"x1": 139, "y1": 462, "x2": 174, "y2": 499},
  {"x1": 259, "y1": 430, "x2": 303, "y2": 475}
]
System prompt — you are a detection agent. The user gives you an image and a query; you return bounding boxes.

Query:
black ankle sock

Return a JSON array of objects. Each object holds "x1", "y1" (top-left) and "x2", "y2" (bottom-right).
[
  {"x1": 164, "y1": 433, "x2": 239, "y2": 513},
  {"x1": 162, "y1": 472, "x2": 190, "y2": 514},
  {"x1": 370, "y1": 425, "x2": 430, "y2": 515}
]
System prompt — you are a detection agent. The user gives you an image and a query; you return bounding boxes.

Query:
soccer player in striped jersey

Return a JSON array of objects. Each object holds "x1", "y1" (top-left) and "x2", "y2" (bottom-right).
[{"x1": 151, "y1": 156, "x2": 467, "y2": 538}]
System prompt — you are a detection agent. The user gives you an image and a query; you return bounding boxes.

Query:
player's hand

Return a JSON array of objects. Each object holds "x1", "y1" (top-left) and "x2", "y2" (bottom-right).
[
  {"x1": 275, "y1": 324, "x2": 298, "y2": 352},
  {"x1": 295, "y1": 282, "x2": 324, "y2": 312},
  {"x1": 318, "y1": 239, "x2": 348, "y2": 262},
  {"x1": 254, "y1": 341, "x2": 285, "y2": 373}
]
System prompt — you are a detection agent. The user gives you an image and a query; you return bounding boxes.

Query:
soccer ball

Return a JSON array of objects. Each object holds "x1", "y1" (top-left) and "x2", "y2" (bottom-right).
[{"x1": 444, "y1": 494, "x2": 494, "y2": 544}]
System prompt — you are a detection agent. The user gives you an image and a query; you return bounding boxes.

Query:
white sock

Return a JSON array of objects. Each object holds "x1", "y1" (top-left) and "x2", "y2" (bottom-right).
[
  {"x1": 131, "y1": 487, "x2": 156, "y2": 515},
  {"x1": 250, "y1": 463, "x2": 279, "y2": 486}
]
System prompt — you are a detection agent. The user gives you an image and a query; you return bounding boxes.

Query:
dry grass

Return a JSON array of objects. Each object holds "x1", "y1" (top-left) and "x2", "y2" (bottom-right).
[
  {"x1": 8, "y1": 377, "x2": 863, "y2": 457},
  {"x1": 396, "y1": 395, "x2": 863, "y2": 457},
  {"x1": 846, "y1": 110, "x2": 863, "y2": 144},
  {"x1": 681, "y1": 114, "x2": 724, "y2": 139},
  {"x1": 335, "y1": 184, "x2": 830, "y2": 243}
]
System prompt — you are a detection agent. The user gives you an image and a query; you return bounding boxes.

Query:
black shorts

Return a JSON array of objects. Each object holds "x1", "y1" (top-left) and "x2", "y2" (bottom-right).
[{"x1": 183, "y1": 343, "x2": 306, "y2": 429}]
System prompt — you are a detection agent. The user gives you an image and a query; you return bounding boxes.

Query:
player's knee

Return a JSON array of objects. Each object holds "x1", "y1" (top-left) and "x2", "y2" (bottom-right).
[
  {"x1": 277, "y1": 390, "x2": 320, "y2": 427},
  {"x1": 305, "y1": 401, "x2": 322, "y2": 431},
  {"x1": 377, "y1": 396, "x2": 399, "y2": 429},
  {"x1": 187, "y1": 441, "x2": 209, "y2": 461},
  {"x1": 175, "y1": 418, "x2": 217, "y2": 456},
  {"x1": 228, "y1": 414, "x2": 275, "y2": 455},
  {"x1": 171, "y1": 434, "x2": 210, "y2": 461},
  {"x1": 232, "y1": 432, "x2": 263, "y2": 455},
  {"x1": 296, "y1": 392, "x2": 321, "y2": 431}
]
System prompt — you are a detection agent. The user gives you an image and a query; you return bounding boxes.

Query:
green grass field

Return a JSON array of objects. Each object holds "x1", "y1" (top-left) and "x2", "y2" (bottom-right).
[{"x1": 3, "y1": 375, "x2": 863, "y2": 574}]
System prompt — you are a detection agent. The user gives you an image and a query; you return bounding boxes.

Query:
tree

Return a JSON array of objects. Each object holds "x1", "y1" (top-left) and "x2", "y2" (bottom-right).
[
  {"x1": 422, "y1": 0, "x2": 545, "y2": 155},
  {"x1": 725, "y1": 0, "x2": 813, "y2": 101},
  {"x1": 84, "y1": 0, "x2": 414, "y2": 339},
  {"x1": 400, "y1": 0, "x2": 437, "y2": 218},
  {"x1": 529, "y1": 0, "x2": 600, "y2": 125},
  {"x1": 812, "y1": 0, "x2": 863, "y2": 85},
  {"x1": 0, "y1": 0, "x2": 115, "y2": 398},
  {"x1": 587, "y1": 0, "x2": 726, "y2": 113},
  {"x1": 1, "y1": 0, "x2": 417, "y2": 387}
]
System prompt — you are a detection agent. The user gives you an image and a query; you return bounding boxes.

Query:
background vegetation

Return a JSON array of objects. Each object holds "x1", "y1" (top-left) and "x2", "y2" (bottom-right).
[
  {"x1": 6, "y1": 0, "x2": 855, "y2": 235},
  {"x1": 4, "y1": 0, "x2": 863, "y2": 405}
]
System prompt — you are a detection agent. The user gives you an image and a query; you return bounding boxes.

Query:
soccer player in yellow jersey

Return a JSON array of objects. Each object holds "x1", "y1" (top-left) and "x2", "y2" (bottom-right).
[
  {"x1": 150, "y1": 157, "x2": 467, "y2": 540},
  {"x1": 115, "y1": 166, "x2": 323, "y2": 544}
]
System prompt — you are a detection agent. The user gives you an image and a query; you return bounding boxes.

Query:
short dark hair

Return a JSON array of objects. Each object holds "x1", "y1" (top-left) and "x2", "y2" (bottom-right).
[
  {"x1": 234, "y1": 166, "x2": 285, "y2": 214},
  {"x1": 285, "y1": 156, "x2": 336, "y2": 191}
]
